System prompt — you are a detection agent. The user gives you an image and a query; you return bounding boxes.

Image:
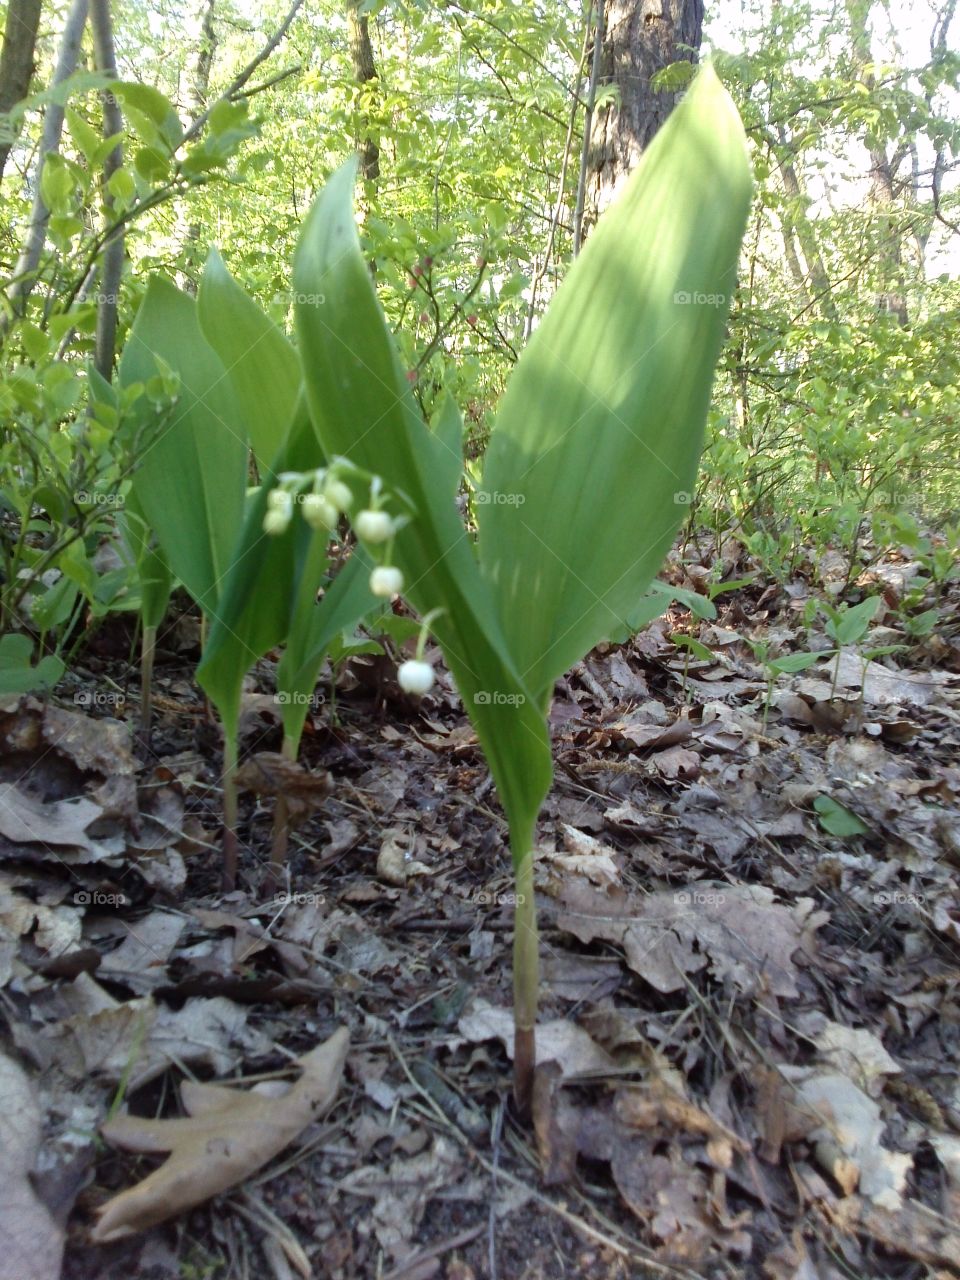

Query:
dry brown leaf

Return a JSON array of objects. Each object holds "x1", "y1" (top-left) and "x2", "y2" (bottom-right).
[
  {"x1": 92, "y1": 1025, "x2": 349, "y2": 1240},
  {"x1": 457, "y1": 999, "x2": 614, "y2": 1077},
  {"x1": 0, "y1": 696, "x2": 135, "y2": 778},
  {"x1": 338, "y1": 1134, "x2": 464, "y2": 1260},
  {"x1": 797, "y1": 649, "x2": 953, "y2": 708},
  {"x1": 780, "y1": 1068, "x2": 911, "y2": 1208},
  {"x1": 0, "y1": 783, "x2": 125, "y2": 862},
  {"x1": 551, "y1": 878, "x2": 822, "y2": 998},
  {"x1": 234, "y1": 752, "x2": 333, "y2": 825},
  {"x1": 377, "y1": 827, "x2": 431, "y2": 885},
  {"x1": 0, "y1": 1052, "x2": 64, "y2": 1280}
]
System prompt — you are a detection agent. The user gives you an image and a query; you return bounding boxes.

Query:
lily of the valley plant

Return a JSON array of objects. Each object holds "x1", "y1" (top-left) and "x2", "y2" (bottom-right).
[
  {"x1": 121, "y1": 65, "x2": 750, "y2": 1110},
  {"x1": 291, "y1": 66, "x2": 751, "y2": 1109}
]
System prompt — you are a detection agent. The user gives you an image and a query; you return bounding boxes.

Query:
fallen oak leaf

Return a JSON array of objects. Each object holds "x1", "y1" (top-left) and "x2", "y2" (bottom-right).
[{"x1": 91, "y1": 1025, "x2": 349, "y2": 1241}]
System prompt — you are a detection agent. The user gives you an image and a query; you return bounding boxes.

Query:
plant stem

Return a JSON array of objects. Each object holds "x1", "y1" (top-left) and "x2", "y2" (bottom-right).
[
  {"x1": 264, "y1": 732, "x2": 297, "y2": 897},
  {"x1": 222, "y1": 731, "x2": 239, "y2": 892},
  {"x1": 141, "y1": 624, "x2": 156, "y2": 740},
  {"x1": 512, "y1": 845, "x2": 539, "y2": 1116}
]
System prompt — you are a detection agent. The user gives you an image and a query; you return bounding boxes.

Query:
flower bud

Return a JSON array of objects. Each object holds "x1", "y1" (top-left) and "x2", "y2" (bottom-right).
[
  {"x1": 324, "y1": 478, "x2": 353, "y2": 513},
  {"x1": 370, "y1": 565, "x2": 403, "y2": 598},
  {"x1": 267, "y1": 487, "x2": 293, "y2": 514},
  {"x1": 355, "y1": 509, "x2": 394, "y2": 543},
  {"x1": 301, "y1": 493, "x2": 338, "y2": 531},
  {"x1": 263, "y1": 508, "x2": 292, "y2": 536},
  {"x1": 397, "y1": 660, "x2": 435, "y2": 695}
]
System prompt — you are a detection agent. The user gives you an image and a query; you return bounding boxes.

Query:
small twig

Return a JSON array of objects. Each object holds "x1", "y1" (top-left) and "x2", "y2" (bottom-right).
[
  {"x1": 488, "y1": 1099, "x2": 504, "y2": 1280},
  {"x1": 381, "y1": 1225, "x2": 486, "y2": 1280}
]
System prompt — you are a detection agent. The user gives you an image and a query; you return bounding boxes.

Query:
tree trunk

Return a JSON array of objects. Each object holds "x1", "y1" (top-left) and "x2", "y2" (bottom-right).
[
  {"x1": 581, "y1": 0, "x2": 702, "y2": 238},
  {"x1": 0, "y1": 0, "x2": 44, "y2": 181},
  {"x1": 346, "y1": 0, "x2": 379, "y2": 182},
  {"x1": 845, "y1": 0, "x2": 908, "y2": 323},
  {"x1": 89, "y1": 0, "x2": 123, "y2": 379},
  {"x1": 771, "y1": 126, "x2": 838, "y2": 321},
  {"x1": 182, "y1": 0, "x2": 217, "y2": 287},
  {"x1": 4, "y1": 0, "x2": 88, "y2": 324}
]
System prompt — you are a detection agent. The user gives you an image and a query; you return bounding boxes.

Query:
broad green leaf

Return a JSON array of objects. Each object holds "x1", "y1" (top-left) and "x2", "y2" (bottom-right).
[
  {"x1": 292, "y1": 160, "x2": 552, "y2": 861},
  {"x1": 477, "y1": 65, "x2": 752, "y2": 704},
  {"x1": 0, "y1": 633, "x2": 65, "y2": 695},
  {"x1": 120, "y1": 490, "x2": 173, "y2": 631},
  {"x1": 197, "y1": 250, "x2": 302, "y2": 472},
  {"x1": 196, "y1": 408, "x2": 325, "y2": 748},
  {"x1": 827, "y1": 596, "x2": 880, "y2": 646},
  {"x1": 29, "y1": 575, "x2": 79, "y2": 631},
  {"x1": 671, "y1": 634, "x2": 715, "y2": 662},
  {"x1": 814, "y1": 794, "x2": 869, "y2": 837},
  {"x1": 118, "y1": 278, "x2": 247, "y2": 616},
  {"x1": 430, "y1": 392, "x2": 465, "y2": 497},
  {"x1": 108, "y1": 81, "x2": 183, "y2": 150},
  {"x1": 767, "y1": 650, "x2": 822, "y2": 674}
]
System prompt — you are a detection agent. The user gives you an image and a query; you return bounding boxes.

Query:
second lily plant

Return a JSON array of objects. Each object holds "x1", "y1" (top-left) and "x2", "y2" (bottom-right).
[{"x1": 132, "y1": 65, "x2": 752, "y2": 1111}]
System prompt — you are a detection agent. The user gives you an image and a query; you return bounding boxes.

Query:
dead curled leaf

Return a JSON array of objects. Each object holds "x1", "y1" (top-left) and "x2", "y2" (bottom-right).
[
  {"x1": 234, "y1": 752, "x2": 333, "y2": 825},
  {"x1": 0, "y1": 1052, "x2": 64, "y2": 1280},
  {"x1": 92, "y1": 1025, "x2": 350, "y2": 1241}
]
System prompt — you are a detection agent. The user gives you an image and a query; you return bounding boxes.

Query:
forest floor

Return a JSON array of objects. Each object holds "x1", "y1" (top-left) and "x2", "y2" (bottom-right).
[{"x1": 3, "y1": 531, "x2": 960, "y2": 1280}]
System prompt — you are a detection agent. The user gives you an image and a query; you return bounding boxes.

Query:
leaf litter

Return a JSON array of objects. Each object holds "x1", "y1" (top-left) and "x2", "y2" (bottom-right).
[{"x1": 2, "y1": 542, "x2": 960, "y2": 1277}]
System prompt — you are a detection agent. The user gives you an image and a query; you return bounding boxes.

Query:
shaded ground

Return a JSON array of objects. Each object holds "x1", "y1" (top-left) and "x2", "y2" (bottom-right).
[{"x1": 3, "y1": 533, "x2": 960, "y2": 1279}]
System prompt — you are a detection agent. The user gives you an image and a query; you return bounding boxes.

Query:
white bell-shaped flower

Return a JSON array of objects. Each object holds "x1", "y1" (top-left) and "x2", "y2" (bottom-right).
[
  {"x1": 370, "y1": 565, "x2": 403, "y2": 598},
  {"x1": 354, "y1": 509, "x2": 394, "y2": 543},
  {"x1": 301, "y1": 493, "x2": 338, "y2": 531},
  {"x1": 397, "y1": 660, "x2": 434, "y2": 695}
]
